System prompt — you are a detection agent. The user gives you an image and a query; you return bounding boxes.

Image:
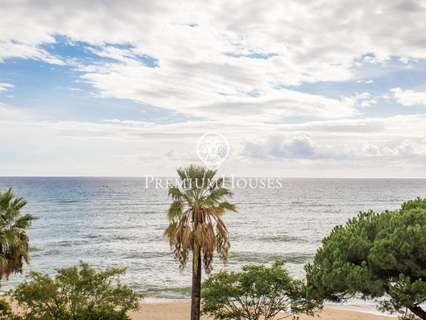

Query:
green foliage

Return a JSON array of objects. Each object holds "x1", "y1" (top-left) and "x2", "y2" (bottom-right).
[
  {"x1": 0, "y1": 299, "x2": 13, "y2": 320},
  {"x1": 306, "y1": 197, "x2": 426, "y2": 319},
  {"x1": 202, "y1": 261, "x2": 321, "y2": 320},
  {"x1": 0, "y1": 188, "x2": 35, "y2": 281},
  {"x1": 11, "y1": 262, "x2": 141, "y2": 320}
]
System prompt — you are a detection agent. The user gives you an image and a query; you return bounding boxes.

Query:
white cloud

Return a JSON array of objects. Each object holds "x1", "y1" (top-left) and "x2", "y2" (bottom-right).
[
  {"x1": 390, "y1": 87, "x2": 426, "y2": 106},
  {"x1": 81, "y1": 61, "x2": 356, "y2": 120},
  {"x1": 0, "y1": 40, "x2": 64, "y2": 64},
  {"x1": 0, "y1": 82, "x2": 13, "y2": 92},
  {"x1": 1, "y1": 1, "x2": 426, "y2": 120},
  {"x1": 0, "y1": 103, "x2": 31, "y2": 121},
  {"x1": 344, "y1": 92, "x2": 378, "y2": 109}
]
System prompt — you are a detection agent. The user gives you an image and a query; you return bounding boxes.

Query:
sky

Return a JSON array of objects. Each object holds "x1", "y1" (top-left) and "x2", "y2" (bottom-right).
[{"x1": 1, "y1": 0, "x2": 426, "y2": 177}]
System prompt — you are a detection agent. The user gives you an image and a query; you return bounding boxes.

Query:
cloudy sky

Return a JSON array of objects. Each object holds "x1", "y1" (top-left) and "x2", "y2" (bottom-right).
[{"x1": 1, "y1": 0, "x2": 426, "y2": 177}]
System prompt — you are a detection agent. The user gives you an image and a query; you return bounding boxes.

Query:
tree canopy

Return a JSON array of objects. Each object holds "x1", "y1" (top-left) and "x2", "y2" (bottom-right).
[
  {"x1": 306, "y1": 197, "x2": 426, "y2": 319},
  {"x1": 202, "y1": 262, "x2": 320, "y2": 320},
  {"x1": 12, "y1": 262, "x2": 141, "y2": 320}
]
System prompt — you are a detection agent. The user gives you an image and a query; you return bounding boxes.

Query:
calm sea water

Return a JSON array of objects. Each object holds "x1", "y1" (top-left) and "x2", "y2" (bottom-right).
[{"x1": 0, "y1": 177, "x2": 425, "y2": 298}]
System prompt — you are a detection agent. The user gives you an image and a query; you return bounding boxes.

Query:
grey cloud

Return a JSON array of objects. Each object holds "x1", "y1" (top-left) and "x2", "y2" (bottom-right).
[
  {"x1": 244, "y1": 136, "x2": 326, "y2": 160},
  {"x1": 243, "y1": 135, "x2": 426, "y2": 162}
]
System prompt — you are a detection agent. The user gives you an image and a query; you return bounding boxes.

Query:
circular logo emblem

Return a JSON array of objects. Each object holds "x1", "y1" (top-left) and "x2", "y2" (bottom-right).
[{"x1": 197, "y1": 132, "x2": 230, "y2": 168}]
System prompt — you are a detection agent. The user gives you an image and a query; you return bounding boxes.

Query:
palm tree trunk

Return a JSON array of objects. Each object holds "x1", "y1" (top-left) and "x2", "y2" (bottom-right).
[
  {"x1": 191, "y1": 248, "x2": 202, "y2": 320},
  {"x1": 409, "y1": 305, "x2": 426, "y2": 319}
]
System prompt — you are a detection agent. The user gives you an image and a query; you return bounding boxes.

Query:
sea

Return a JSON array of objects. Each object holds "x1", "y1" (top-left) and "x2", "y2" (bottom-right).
[{"x1": 0, "y1": 177, "x2": 425, "y2": 303}]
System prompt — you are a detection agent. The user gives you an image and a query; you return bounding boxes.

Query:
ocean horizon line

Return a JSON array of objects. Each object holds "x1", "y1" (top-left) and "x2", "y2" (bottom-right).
[{"x1": 2, "y1": 175, "x2": 426, "y2": 180}]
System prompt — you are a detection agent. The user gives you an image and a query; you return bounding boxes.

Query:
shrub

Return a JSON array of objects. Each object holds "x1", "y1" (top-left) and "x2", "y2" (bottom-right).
[
  {"x1": 0, "y1": 299, "x2": 13, "y2": 320},
  {"x1": 202, "y1": 261, "x2": 321, "y2": 320},
  {"x1": 11, "y1": 262, "x2": 141, "y2": 320},
  {"x1": 306, "y1": 198, "x2": 426, "y2": 319}
]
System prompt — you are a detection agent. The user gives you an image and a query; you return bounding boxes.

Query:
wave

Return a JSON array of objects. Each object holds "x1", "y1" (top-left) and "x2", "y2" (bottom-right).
[
  {"x1": 54, "y1": 199, "x2": 84, "y2": 204},
  {"x1": 122, "y1": 251, "x2": 171, "y2": 260},
  {"x1": 230, "y1": 251, "x2": 314, "y2": 264},
  {"x1": 49, "y1": 239, "x2": 94, "y2": 247},
  {"x1": 141, "y1": 286, "x2": 191, "y2": 299},
  {"x1": 257, "y1": 234, "x2": 309, "y2": 243}
]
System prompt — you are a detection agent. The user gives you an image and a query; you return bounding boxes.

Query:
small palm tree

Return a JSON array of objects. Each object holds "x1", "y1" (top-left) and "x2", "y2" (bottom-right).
[
  {"x1": 165, "y1": 165, "x2": 236, "y2": 320},
  {"x1": 0, "y1": 188, "x2": 35, "y2": 282}
]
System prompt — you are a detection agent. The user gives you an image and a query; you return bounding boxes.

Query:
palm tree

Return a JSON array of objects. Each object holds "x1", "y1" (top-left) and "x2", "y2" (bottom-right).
[
  {"x1": 165, "y1": 165, "x2": 236, "y2": 320},
  {"x1": 0, "y1": 188, "x2": 35, "y2": 282}
]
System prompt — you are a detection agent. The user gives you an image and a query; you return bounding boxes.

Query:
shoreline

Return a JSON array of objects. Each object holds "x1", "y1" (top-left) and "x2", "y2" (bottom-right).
[
  {"x1": 140, "y1": 297, "x2": 391, "y2": 315},
  {"x1": 2, "y1": 295, "x2": 396, "y2": 319},
  {"x1": 2, "y1": 288, "x2": 396, "y2": 318},
  {"x1": 130, "y1": 300, "x2": 396, "y2": 320}
]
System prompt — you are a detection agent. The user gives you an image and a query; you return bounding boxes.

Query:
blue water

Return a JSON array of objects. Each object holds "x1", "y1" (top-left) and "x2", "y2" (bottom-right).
[{"x1": 0, "y1": 177, "x2": 425, "y2": 298}]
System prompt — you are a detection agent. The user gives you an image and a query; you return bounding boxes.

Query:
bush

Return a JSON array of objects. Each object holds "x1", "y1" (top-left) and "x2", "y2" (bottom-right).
[
  {"x1": 306, "y1": 198, "x2": 426, "y2": 319},
  {"x1": 11, "y1": 262, "x2": 141, "y2": 320},
  {"x1": 202, "y1": 261, "x2": 321, "y2": 320},
  {"x1": 0, "y1": 299, "x2": 13, "y2": 320}
]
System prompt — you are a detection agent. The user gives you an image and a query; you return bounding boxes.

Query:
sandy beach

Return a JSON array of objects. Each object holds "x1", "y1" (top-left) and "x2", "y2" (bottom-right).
[{"x1": 129, "y1": 301, "x2": 396, "y2": 320}]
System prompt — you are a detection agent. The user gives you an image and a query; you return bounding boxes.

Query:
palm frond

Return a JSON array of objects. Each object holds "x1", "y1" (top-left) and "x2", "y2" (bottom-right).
[
  {"x1": 165, "y1": 165, "x2": 237, "y2": 273},
  {"x1": 13, "y1": 214, "x2": 36, "y2": 229},
  {"x1": 168, "y1": 186, "x2": 183, "y2": 200},
  {"x1": 167, "y1": 201, "x2": 183, "y2": 221},
  {"x1": 0, "y1": 188, "x2": 33, "y2": 280},
  {"x1": 218, "y1": 201, "x2": 237, "y2": 212}
]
